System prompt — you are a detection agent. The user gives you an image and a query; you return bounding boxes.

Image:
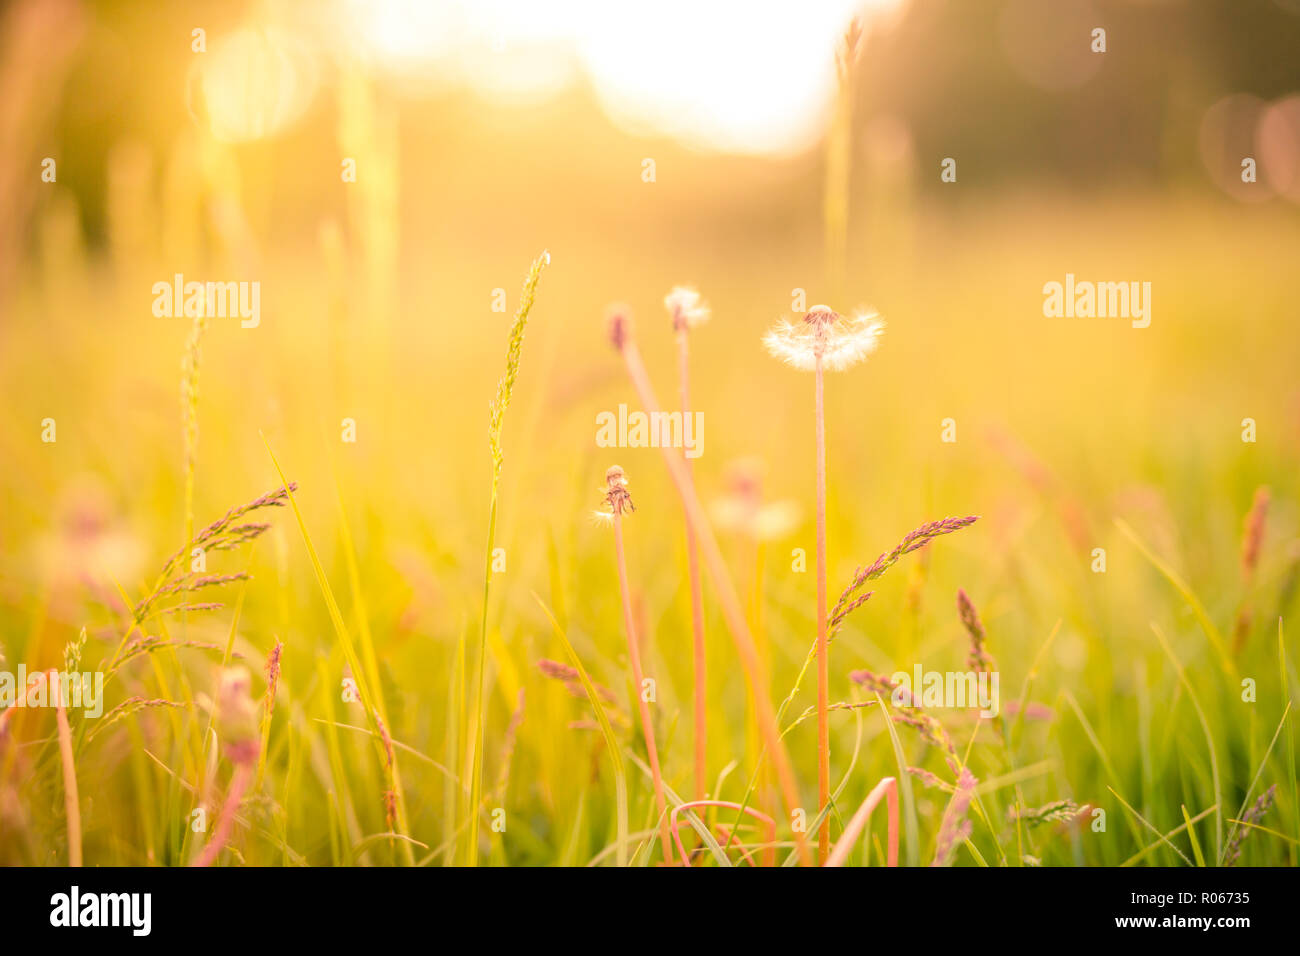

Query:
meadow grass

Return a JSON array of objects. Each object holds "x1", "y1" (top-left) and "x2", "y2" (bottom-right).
[{"x1": 0, "y1": 192, "x2": 1296, "y2": 867}]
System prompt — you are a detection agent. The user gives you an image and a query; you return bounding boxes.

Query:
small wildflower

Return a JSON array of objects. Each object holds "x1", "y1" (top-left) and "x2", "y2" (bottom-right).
[{"x1": 665, "y1": 286, "x2": 710, "y2": 330}]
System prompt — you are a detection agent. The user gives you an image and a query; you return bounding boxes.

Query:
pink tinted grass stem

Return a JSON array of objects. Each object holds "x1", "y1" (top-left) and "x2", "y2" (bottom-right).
[
  {"x1": 671, "y1": 799, "x2": 777, "y2": 868},
  {"x1": 191, "y1": 762, "x2": 253, "y2": 867},
  {"x1": 824, "y1": 776, "x2": 898, "y2": 867},
  {"x1": 613, "y1": 511, "x2": 675, "y2": 865},
  {"x1": 677, "y1": 328, "x2": 708, "y2": 804},
  {"x1": 615, "y1": 330, "x2": 811, "y2": 866},
  {"x1": 51, "y1": 670, "x2": 82, "y2": 867},
  {"x1": 814, "y1": 354, "x2": 830, "y2": 864}
]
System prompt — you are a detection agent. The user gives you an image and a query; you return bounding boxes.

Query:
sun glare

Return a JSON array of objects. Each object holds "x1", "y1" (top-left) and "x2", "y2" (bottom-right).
[{"x1": 340, "y1": 0, "x2": 901, "y2": 154}]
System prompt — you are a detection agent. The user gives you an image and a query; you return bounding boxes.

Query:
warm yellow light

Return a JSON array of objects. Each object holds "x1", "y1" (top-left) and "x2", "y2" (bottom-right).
[
  {"x1": 189, "y1": 28, "x2": 320, "y2": 143},
  {"x1": 338, "y1": 0, "x2": 903, "y2": 154}
]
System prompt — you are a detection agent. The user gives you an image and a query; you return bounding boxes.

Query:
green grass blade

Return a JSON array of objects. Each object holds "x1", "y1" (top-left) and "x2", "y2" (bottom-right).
[
  {"x1": 1181, "y1": 805, "x2": 1206, "y2": 867},
  {"x1": 534, "y1": 593, "x2": 628, "y2": 867},
  {"x1": 261, "y1": 433, "x2": 415, "y2": 864},
  {"x1": 875, "y1": 693, "x2": 919, "y2": 867},
  {"x1": 1117, "y1": 518, "x2": 1234, "y2": 678},
  {"x1": 1150, "y1": 622, "x2": 1223, "y2": 864}
]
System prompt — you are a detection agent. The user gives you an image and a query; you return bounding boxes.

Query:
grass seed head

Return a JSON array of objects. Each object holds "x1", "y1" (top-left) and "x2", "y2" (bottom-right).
[
  {"x1": 488, "y1": 250, "x2": 550, "y2": 490},
  {"x1": 1241, "y1": 486, "x2": 1270, "y2": 578},
  {"x1": 957, "y1": 588, "x2": 995, "y2": 673},
  {"x1": 1224, "y1": 784, "x2": 1277, "y2": 865},
  {"x1": 931, "y1": 768, "x2": 978, "y2": 866}
]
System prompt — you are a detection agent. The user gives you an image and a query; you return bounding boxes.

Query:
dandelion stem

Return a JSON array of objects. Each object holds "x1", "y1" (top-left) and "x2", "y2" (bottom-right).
[
  {"x1": 613, "y1": 510, "x2": 674, "y2": 864},
  {"x1": 814, "y1": 354, "x2": 830, "y2": 864},
  {"x1": 613, "y1": 325, "x2": 811, "y2": 865},
  {"x1": 676, "y1": 328, "x2": 708, "y2": 804}
]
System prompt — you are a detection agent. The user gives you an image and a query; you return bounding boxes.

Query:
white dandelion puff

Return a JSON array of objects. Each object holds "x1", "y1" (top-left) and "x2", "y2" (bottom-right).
[
  {"x1": 665, "y1": 285, "x2": 711, "y2": 330},
  {"x1": 763, "y1": 305, "x2": 884, "y2": 372}
]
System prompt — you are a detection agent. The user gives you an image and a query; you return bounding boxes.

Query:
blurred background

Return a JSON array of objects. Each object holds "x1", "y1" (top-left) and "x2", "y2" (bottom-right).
[{"x1": 1, "y1": 0, "x2": 1299, "y2": 865}]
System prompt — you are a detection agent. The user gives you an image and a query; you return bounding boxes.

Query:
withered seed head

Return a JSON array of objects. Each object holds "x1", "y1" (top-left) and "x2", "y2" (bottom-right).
[
  {"x1": 804, "y1": 304, "x2": 840, "y2": 326},
  {"x1": 607, "y1": 305, "x2": 632, "y2": 350},
  {"x1": 602, "y1": 465, "x2": 635, "y2": 517}
]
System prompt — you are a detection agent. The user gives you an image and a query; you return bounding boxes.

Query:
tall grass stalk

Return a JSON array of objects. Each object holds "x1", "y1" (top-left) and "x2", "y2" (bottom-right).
[
  {"x1": 824, "y1": 18, "x2": 862, "y2": 301},
  {"x1": 468, "y1": 250, "x2": 550, "y2": 866},
  {"x1": 181, "y1": 311, "x2": 207, "y2": 561}
]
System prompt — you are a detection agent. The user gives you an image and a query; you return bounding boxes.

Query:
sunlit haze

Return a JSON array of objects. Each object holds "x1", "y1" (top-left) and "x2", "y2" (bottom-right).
[{"x1": 339, "y1": 0, "x2": 902, "y2": 154}]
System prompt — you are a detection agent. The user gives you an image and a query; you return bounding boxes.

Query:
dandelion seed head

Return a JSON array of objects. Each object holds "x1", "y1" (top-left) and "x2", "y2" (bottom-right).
[
  {"x1": 804, "y1": 304, "x2": 839, "y2": 325},
  {"x1": 763, "y1": 307, "x2": 884, "y2": 372},
  {"x1": 665, "y1": 285, "x2": 710, "y2": 330}
]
